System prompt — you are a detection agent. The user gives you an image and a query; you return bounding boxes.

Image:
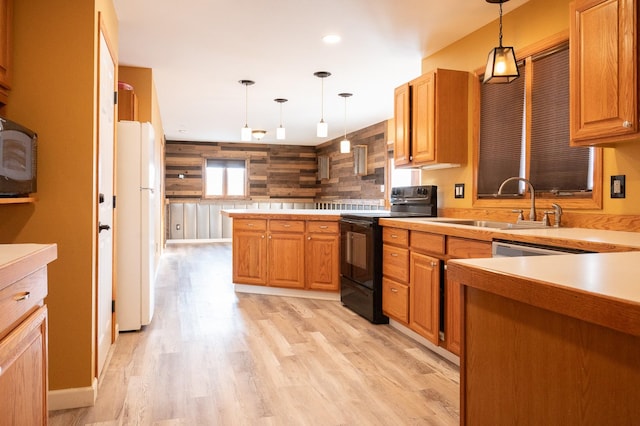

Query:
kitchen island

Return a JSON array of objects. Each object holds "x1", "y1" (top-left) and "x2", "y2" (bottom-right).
[
  {"x1": 447, "y1": 252, "x2": 640, "y2": 425},
  {"x1": 224, "y1": 209, "x2": 349, "y2": 299}
]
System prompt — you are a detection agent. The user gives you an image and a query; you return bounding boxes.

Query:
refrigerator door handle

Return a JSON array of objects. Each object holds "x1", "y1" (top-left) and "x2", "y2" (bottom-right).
[{"x1": 140, "y1": 187, "x2": 154, "y2": 193}]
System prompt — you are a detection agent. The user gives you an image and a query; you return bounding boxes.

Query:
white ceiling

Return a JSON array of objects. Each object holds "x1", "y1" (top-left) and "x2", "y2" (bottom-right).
[{"x1": 113, "y1": 0, "x2": 529, "y2": 146}]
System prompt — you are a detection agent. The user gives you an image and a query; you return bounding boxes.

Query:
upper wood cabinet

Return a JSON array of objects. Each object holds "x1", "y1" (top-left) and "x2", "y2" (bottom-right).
[
  {"x1": 393, "y1": 69, "x2": 469, "y2": 168},
  {"x1": 0, "y1": 0, "x2": 12, "y2": 104},
  {"x1": 570, "y1": 0, "x2": 638, "y2": 146}
]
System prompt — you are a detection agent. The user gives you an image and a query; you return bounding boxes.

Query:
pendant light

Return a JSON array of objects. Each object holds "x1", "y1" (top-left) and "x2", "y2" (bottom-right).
[
  {"x1": 483, "y1": 0, "x2": 519, "y2": 84},
  {"x1": 339, "y1": 92, "x2": 352, "y2": 153},
  {"x1": 314, "y1": 71, "x2": 331, "y2": 137},
  {"x1": 274, "y1": 98, "x2": 288, "y2": 140},
  {"x1": 239, "y1": 79, "x2": 254, "y2": 141}
]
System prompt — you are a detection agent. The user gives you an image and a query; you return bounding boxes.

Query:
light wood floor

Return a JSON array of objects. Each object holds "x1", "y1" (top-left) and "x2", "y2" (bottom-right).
[{"x1": 49, "y1": 242, "x2": 460, "y2": 425}]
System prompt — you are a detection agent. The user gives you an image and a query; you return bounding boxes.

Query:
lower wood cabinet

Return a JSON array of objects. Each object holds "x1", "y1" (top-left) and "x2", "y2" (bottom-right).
[
  {"x1": 382, "y1": 278, "x2": 409, "y2": 323},
  {"x1": 0, "y1": 306, "x2": 48, "y2": 426},
  {"x1": 306, "y1": 224, "x2": 340, "y2": 291},
  {"x1": 410, "y1": 252, "x2": 440, "y2": 344},
  {"x1": 268, "y1": 229, "x2": 305, "y2": 288},
  {"x1": 232, "y1": 218, "x2": 339, "y2": 291},
  {"x1": 232, "y1": 219, "x2": 268, "y2": 285}
]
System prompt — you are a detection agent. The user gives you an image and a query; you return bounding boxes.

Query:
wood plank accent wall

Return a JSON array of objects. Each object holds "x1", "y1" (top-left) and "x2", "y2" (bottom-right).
[
  {"x1": 316, "y1": 121, "x2": 387, "y2": 200},
  {"x1": 165, "y1": 120, "x2": 389, "y2": 201}
]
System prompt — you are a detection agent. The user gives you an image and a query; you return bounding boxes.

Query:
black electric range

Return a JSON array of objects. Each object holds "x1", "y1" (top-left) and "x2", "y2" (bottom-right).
[{"x1": 339, "y1": 185, "x2": 438, "y2": 323}]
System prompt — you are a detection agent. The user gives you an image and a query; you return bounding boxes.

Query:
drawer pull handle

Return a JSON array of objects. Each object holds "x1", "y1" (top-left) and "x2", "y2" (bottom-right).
[
  {"x1": 390, "y1": 288, "x2": 398, "y2": 293},
  {"x1": 14, "y1": 292, "x2": 31, "y2": 302},
  {"x1": 247, "y1": 223, "x2": 254, "y2": 227},
  {"x1": 319, "y1": 225, "x2": 328, "y2": 229},
  {"x1": 391, "y1": 234, "x2": 398, "y2": 238},
  {"x1": 391, "y1": 253, "x2": 398, "y2": 257},
  {"x1": 283, "y1": 224, "x2": 291, "y2": 228}
]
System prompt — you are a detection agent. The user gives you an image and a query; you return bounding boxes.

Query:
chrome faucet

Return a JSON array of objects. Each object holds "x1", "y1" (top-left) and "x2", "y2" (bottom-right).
[{"x1": 497, "y1": 177, "x2": 537, "y2": 221}]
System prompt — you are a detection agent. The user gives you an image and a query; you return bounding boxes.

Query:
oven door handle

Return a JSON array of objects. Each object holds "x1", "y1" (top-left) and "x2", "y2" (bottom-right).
[{"x1": 340, "y1": 218, "x2": 373, "y2": 227}]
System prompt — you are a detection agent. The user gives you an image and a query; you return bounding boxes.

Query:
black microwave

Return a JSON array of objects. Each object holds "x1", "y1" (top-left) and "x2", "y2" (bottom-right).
[{"x1": 0, "y1": 117, "x2": 37, "y2": 197}]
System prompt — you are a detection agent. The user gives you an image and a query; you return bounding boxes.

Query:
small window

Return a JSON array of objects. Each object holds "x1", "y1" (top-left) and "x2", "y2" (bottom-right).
[{"x1": 204, "y1": 158, "x2": 247, "y2": 198}]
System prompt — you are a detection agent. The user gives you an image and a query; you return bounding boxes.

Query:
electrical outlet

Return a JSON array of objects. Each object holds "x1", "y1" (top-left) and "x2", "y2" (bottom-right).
[
  {"x1": 454, "y1": 183, "x2": 465, "y2": 199},
  {"x1": 611, "y1": 175, "x2": 626, "y2": 198}
]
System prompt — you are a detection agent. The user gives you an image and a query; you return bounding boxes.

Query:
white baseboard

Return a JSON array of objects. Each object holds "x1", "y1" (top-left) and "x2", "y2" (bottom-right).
[
  {"x1": 388, "y1": 319, "x2": 460, "y2": 366},
  {"x1": 234, "y1": 284, "x2": 340, "y2": 301},
  {"x1": 166, "y1": 238, "x2": 231, "y2": 244},
  {"x1": 48, "y1": 377, "x2": 97, "y2": 411}
]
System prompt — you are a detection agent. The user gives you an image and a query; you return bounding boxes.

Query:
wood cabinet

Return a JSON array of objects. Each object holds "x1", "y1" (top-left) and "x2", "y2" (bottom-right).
[
  {"x1": 0, "y1": 0, "x2": 13, "y2": 104},
  {"x1": 268, "y1": 220, "x2": 305, "y2": 289},
  {"x1": 409, "y1": 252, "x2": 440, "y2": 344},
  {"x1": 570, "y1": 0, "x2": 639, "y2": 146},
  {"x1": 305, "y1": 221, "x2": 339, "y2": 291},
  {"x1": 380, "y1": 224, "x2": 492, "y2": 355},
  {"x1": 382, "y1": 227, "x2": 410, "y2": 323},
  {"x1": 232, "y1": 219, "x2": 268, "y2": 285},
  {"x1": 393, "y1": 69, "x2": 469, "y2": 168},
  {"x1": 232, "y1": 217, "x2": 340, "y2": 292},
  {"x1": 0, "y1": 244, "x2": 56, "y2": 426}
]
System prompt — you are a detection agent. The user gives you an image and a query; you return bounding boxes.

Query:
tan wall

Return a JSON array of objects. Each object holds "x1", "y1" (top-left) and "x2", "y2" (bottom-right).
[
  {"x1": 0, "y1": 0, "x2": 118, "y2": 391},
  {"x1": 419, "y1": 0, "x2": 640, "y2": 217}
]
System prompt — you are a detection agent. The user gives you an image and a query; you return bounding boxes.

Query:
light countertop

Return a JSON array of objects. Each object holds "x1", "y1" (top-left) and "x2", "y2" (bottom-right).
[
  {"x1": 0, "y1": 243, "x2": 58, "y2": 290},
  {"x1": 447, "y1": 251, "x2": 640, "y2": 336},
  {"x1": 379, "y1": 217, "x2": 640, "y2": 252}
]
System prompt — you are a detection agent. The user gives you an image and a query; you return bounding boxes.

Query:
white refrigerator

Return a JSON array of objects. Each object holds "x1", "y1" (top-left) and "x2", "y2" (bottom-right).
[{"x1": 116, "y1": 121, "x2": 157, "y2": 331}]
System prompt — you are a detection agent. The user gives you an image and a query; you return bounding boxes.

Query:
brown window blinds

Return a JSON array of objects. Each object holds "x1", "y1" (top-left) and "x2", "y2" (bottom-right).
[
  {"x1": 477, "y1": 64, "x2": 526, "y2": 196},
  {"x1": 478, "y1": 43, "x2": 593, "y2": 198},
  {"x1": 530, "y1": 46, "x2": 591, "y2": 192}
]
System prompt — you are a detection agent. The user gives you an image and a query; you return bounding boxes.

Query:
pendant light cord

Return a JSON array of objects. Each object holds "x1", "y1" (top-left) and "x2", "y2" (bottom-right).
[
  {"x1": 343, "y1": 96, "x2": 347, "y2": 139},
  {"x1": 245, "y1": 84, "x2": 249, "y2": 126},
  {"x1": 498, "y1": 1, "x2": 503, "y2": 48},
  {"x1": 320, "y1": 78, "x2": 325, "y2": 121}
]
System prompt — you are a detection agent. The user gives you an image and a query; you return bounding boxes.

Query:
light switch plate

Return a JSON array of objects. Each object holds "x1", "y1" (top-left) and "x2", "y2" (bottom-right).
[
  {"x1": 611, "y1": 175, "x2": 626, "y2": 198},
  {"x1": 454, "y1": 183, "x2": 465, "y2": 199}
]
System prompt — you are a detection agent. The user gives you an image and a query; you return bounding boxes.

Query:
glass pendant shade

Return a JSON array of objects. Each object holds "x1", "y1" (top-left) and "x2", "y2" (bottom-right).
[
  {"x1": 340, "y1": 139, "x2": 351, "y2": 153},
  {"x1": 317, "y1": 120, "x2": 328, "y2": 137},
  {"x1": 483, "y1": 0, "x2": 519, "y2": 84},
  {"x1": 483, "y1": 46, "x2": 519, "y2": 83},
  {"x1": 241, "y1": 125, "x2": 252, "y2": 141}
]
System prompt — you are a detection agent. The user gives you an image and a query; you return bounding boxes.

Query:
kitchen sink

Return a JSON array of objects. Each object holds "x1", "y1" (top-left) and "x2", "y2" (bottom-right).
[{"x1": 432, "y1": 219, "x2": 550, "y2": 230}]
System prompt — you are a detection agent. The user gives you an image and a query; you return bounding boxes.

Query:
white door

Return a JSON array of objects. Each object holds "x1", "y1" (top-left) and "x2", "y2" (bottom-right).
[{"x1": 97, "y1": 27, "x2": 116, "y2": 378}]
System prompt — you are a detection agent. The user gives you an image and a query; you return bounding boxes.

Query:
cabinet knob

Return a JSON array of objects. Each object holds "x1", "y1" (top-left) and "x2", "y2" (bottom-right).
[
  {"x1": 307, "y1": 236, "x2": 311, "y2": 240},
  {"x1": 431, "y1": 261, "x2": 438, "y2": 267},
  {"x1": 268, "y1": 235, "x2": 272, "y2": 239},
  {"x1": 261, "y1": 234, "x2": 265, "y2": 239},
  {"x1": 623, "y1": 120, "x2": 633, "y2": 128}
]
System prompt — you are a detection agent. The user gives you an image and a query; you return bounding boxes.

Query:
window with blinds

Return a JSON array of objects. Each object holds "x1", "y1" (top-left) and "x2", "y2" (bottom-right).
[
  {"x1": 477, "y1": 42, "x2": 594, "y2": 199},
  {"x1": 204, "y1": 158, "x2": 247, "y2": 198}
]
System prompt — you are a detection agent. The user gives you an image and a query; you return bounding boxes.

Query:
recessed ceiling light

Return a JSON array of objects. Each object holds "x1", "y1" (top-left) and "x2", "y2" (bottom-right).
[{"x1": 323, "y1": 34, "x2": 341, "y2": 44}]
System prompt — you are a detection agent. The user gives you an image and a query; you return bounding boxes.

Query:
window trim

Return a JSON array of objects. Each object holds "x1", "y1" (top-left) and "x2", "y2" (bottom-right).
[
  {"x1": 472, "y1": 31, "x2": 603, "y2": 211},
  {"x1": 202, "y1": 157, "x2": 250, "y2": 200}
]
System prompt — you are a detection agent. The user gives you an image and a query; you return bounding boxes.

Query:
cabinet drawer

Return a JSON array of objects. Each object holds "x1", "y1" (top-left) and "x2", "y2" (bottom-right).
[
  {"x1": 383, "y1": 227, "x2": 409, "y2": 247},
  {"x1": 269, "y1": 220, "x2": 305, "y2": 233},
  {"x1": 234, "y1": 219, "x2": 267, "y2": 232},
  {"x1": 447, "y1": 237, "x2": 492, "y2": 259},
  {"x1": 410, "y1": 231, "x2": 445, "y2": 255},
  {"x1": 382, "y1": 278, "x2": 409, "y2": 323},
  {"x1": 0, "y1": 268, "x2": 47, "y2": 340},
  {"x1": 383, "y1": 245, "x2": 409, "y2": 283},
  {"x1": 306, "y1": 221, "x2": 338, "y2": 234}
]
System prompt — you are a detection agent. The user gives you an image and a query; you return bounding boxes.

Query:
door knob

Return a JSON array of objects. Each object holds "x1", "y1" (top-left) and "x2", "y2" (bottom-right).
[{"x1": 98, "y1": 223, "x2": 111, "y2": 233}]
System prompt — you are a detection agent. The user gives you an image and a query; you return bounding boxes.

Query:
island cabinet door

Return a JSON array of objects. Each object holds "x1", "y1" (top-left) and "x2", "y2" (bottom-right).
[
  {"x1": 305, "y1": 232, "x2": 339, "y2": 291},
  {"x1": 268, "y1": 232, "x2": 305, "y2": 289},
  {"x1": 232, "y1": 229, "x2": 267, "y2": 285},
  {"x1": 409, "y1": 252, "x2": 440, "y2": 344}
]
